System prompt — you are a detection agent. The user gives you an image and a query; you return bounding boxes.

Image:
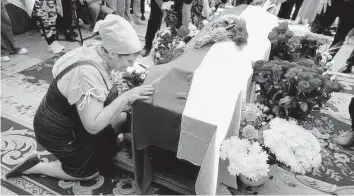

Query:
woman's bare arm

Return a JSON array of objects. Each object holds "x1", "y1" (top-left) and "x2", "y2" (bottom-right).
[{"x1": 77, "y1": 94, "x2": 129, "y2": 134}]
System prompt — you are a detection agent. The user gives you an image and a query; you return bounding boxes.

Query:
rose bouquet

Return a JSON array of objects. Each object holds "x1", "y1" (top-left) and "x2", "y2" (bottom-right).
[
  {"x1": 263, "y1": 118, "x2": 322, "y2": 174},
  {"x1": 194, "y1": 14, "x2": 248, "y2": 49},
  {"x1": 268, "y1": 22, "x2": 334, "y2": 71},
  {"x1": 111, "y1": 65, "x2": 149, "y2": 96},
  {"x1": 252, "y1": 59, "x2": 343, "y2": 119}
]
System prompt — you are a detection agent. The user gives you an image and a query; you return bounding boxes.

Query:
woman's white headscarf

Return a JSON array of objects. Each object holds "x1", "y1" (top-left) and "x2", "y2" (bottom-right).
[{"x1": 93, "y1": 14, "x2": 142, "y2": 54}]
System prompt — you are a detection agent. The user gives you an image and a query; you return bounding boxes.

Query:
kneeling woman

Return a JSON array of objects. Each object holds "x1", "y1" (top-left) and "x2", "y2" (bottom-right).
[{"x1": 6, "y1": 14, "x2": 154, "y2": 181}]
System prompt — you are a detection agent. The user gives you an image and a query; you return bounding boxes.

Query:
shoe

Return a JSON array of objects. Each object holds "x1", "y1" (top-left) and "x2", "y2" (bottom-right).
[
  {"x1": 336, "y1": 131, "x2": 354, "y2": 147},
  {"x1": 47, "y1": 41, "x2": 64, "y2": 54},
  {"x1": 141, "y1": 15, "x2": 145, "y2": 21},
  {"x1": 338, "y1": 65, "x2": 353, "y2": 73},
  {"x1": 63, "y1": 30, "x2": 78, "y2": 42},
  {"x1": 1, "y1": 56, "x2": 11, "y2": 62},
  {"x1": 17, "y1": 48, "x2": 28, "y2": 54},
  {"x1": 5, "y1": 155, "x2": 40, "y2": 178},
  {"x1": 141, "y1": 47, "x2": 151, "y2": 57}
]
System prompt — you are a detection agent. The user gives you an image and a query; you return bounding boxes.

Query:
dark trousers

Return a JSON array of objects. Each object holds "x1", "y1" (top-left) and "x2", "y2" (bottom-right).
[
  {"x1": 131, "y1": 0, "x2": 145, "y2": 15},
  {"x1": 277, "y1": 0, "x2": 304, "y2": 20},
  {"x1": 144, "y1": 0, "x2": 163, "y2": 49},
  {"x1": 311, "y1": 0, "x2": 354, "y2": 56},
  {"x1": 1, "y1": 1, "x2": 20, "y2": 56},
  {"x1": 347, "y1": 49, "x2": 354, "y2": 66},
  {"x1": 57, "y1": 0, "x2": 73, "y2": 33},
  {"x1": 232, "y1": 0, "x2": 252, "y2": 6},
  {"x1": 350, "y1": 97, "x2": 354, "y2": 131}
]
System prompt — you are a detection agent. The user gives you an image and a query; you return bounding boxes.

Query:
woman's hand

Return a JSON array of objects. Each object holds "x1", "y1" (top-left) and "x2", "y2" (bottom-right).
[{"x1": 122, "y1": 85, "x2": 154, "y2": 104}]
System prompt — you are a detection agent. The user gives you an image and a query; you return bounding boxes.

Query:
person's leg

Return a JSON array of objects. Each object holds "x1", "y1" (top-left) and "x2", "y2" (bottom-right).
[
  {"x1": 329, "y1": 0, "x2": 354, "y2": 57},
  {"x1": 88, "y1": 1, "x2": 101, "y2": 23},
  {"x1": 336, "y1": 97, "x2": 354, "y2": 147},
  {"x1": 131, "y1": 0, "x2": 134, "y2": 14},
  {"x1": 125, "y1": 0, "x2": 132, "y2": 22},
  {"x1": 32, "y1": 0, "x2": 64, "y2": 53},
  {"x1": 57, "y1": 0, "x2": 77, "y2": 41},
  {"x1": 116, "y1": 0, "x2": 126, "y2": 18},
  {"x1": 141, "y1": 0, "x2": 145, "y2": 20},
  {"x1": 310, "y1": 0, "x2": 338, "y2": 34},
  {"x1": 291, "y1": 0, "x2": 304, "y2": 20},
  {"x1": 277, "y1": 0, "x2": 295, "y2": 19},
  {"x1": 23, "y1": 160, "x2": 99, "y2": 181},
  {"x1": 142, "y1": 0, "x2": 163, "y2": 56},
  {"x1": 132, "y1": 0, "x2": 142, "y2": 24},
  {"x1": 339, "y1": 49, "x2": 354, "y2": 73},
  {"x1": 1, "y1": 0, "x2": 26, "y2": 59}
]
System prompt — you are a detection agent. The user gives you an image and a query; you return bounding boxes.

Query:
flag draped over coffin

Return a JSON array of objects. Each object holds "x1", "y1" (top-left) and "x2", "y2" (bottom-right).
[{"x1": 132, "y1": 5, "x2": 278, "y2": 195}]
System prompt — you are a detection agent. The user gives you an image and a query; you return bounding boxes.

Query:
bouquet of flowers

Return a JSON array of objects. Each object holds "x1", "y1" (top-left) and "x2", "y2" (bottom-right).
[
  {"x1": 111, "y1": 65, "x2": 149, "y2": 96},
  {"x1": 151, "y1": 23, "x2": 200, "y2": 65},
  {"x1": 268, "y1": 22, "x2": 334, "y2": 70},
  {"x1": 220, "y1": 103, "x2": 272, "y2": 181},
  {"x1": 268, "y1": 22, "x2": 298, "y2": 61},
  {"x1": 151, "y1": 27, "x2": 184, "y2": 65},
  {"x1": 220, "y1": 137, "x2": 270, "y2": 181},
  {"x1": 263, "y1": 118, "x2": 322, "y2": 174},
  {"x1": 252, "y1": 59, "x2": 343, "y2": 119},
  {"x1": 162, "y1": 1, "x2": 180, "y2": 30},
  {"x1": 194, "y1": 14, "x2": 248, "y2": 49},
  {"x1": 221, "y1": 103, "x2": 323, "y2": 181}
]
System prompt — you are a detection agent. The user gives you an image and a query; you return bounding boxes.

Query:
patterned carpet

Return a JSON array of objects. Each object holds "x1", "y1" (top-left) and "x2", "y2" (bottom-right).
[{"x1": 1, "y1": 53, "x2": 354, "y2": 195}]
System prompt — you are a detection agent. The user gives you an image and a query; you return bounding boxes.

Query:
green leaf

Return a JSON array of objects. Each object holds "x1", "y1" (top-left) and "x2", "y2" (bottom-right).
[{"x1": 299, "y1": 101, "x2": 308, "y2": 112}]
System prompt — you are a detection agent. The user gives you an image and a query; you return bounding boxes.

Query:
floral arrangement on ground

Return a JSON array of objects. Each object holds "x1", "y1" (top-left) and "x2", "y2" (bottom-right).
[
  {"x1": 220, "y1": 103, "x2": 322, "y2": 182},
  {"x1": 252, "y1": 59, "x2": 343, "y2": 120},
  {"x1": 194, "y1": 14, "x2": 248, "y2": 49},
  {"x1": 268, "y1": 22, "x2": 335, "y2": 72}
]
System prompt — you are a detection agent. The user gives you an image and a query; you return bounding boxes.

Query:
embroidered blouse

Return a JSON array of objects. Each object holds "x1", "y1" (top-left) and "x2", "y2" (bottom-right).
[{"x1": 52, "y1": 40, "x2": 113, "y2": 106}]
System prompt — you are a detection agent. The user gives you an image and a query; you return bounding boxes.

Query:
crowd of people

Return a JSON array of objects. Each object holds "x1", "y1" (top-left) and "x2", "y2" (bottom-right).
[{"x1": 2, "y1": 0, "x2": 354, "y2": 184}]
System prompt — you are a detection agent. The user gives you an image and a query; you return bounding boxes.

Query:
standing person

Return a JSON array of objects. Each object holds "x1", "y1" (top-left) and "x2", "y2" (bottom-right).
[
  {"x1": 1, "y1": 0, "x2": 28, "y2": 62},
  {"x1": 296, "y1": 0, "x2": 321, "y2": 24},
  {"x1": 141, "y1": 0, "x2": 164, "y2": 57},
  {"x1": 31, "y1": 0, "x2": 65, "y2": 53},
  {"x1": 310, "y1": 0, "x2": 354, "y2": 57},
  {"x1": 131, "y1": 0, "x2": 146, "y2": 20},
  {"x1": 336, "y1": 97, "x2": 354, "y2": 147},
  {"x1": 5, "y1": 14, "x2": 154, "y2": 180},
  {"x1": 57, "y1": 0, "x2": 78, "y2": 42},
  {"x1": 277, "y1": 0, "x2": 304, "y2": 20}
]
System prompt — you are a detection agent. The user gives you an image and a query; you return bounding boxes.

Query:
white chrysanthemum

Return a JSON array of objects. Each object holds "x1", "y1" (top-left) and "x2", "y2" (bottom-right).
[
  {"x1": 161, "y1": 1, "x2": 174, "y2": 10},
  {"x1": 263, "y1": 118, "x2": 322, "y2": 174},
  {"x1": 220, "y1": 137, "x2": 270, "y2": 181},
  {"x1": 188, "y1": 23, "x2": 197, "y2": 31},
  {"x1": 126, "y1": 66, "x2": 135, "y2": 74}
]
